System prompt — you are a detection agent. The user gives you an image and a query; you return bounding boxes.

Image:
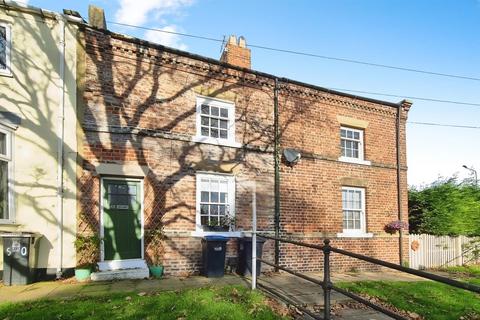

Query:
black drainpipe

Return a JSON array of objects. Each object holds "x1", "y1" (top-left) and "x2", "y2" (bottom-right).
[
  {"x1": 274, "y1": 78, "x2": 280, "y2": 271},
  {"x1": 396, "y1": 103, "x2": 404, "y2": 266}
]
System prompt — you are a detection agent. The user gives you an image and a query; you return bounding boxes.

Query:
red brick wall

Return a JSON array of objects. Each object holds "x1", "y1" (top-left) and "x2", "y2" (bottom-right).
[{"x1": 78, "y1": 27, "x2": 410, "y2": 275}]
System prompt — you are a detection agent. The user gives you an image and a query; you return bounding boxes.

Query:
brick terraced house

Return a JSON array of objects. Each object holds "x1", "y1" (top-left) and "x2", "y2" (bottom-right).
[{"x1": 76, "y1": 8, "x2": 411, "y2": 277}]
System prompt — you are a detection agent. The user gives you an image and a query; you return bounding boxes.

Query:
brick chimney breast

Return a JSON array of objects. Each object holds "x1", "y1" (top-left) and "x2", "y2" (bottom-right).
[{"x1": 220, "y1": 35, "x2": 251, "y2": 69}]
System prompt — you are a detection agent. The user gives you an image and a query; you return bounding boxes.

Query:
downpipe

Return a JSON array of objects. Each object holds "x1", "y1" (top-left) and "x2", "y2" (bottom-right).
[{"x1": 55, "y1": 13, "x2": 66, "y2": 279}]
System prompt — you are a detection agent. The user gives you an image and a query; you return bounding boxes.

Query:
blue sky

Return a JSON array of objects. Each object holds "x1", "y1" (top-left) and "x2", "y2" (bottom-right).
[{"x1": 23, "y1": 0, "x2": 480, "y2": 187}]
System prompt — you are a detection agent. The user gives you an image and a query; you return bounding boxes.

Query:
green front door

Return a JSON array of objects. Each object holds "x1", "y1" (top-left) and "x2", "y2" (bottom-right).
[{"x1": 103, "y1": 179, "x2": 142, "y2": 261}]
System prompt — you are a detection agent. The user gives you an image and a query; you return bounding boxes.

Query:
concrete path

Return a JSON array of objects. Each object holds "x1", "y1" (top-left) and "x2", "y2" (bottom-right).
[
  {"x1": 258, "y1": 271, "x2": 416, "y2": 320},
  {"x1": 0, "y1": 270, "x2": 420, "y2": 319}
]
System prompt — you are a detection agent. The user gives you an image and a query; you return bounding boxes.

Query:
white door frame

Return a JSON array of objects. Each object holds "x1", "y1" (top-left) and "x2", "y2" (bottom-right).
[{"x1": 98, "y1": 177, "x2": 146, "y2": 271}]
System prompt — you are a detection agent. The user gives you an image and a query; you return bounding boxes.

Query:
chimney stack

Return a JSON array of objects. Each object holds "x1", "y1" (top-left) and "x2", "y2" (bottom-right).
[
  {"x1": 220, "y1": 35, "x2": 251, "y2": 69},
  {"x1": 88, "y1": 5, "x2": 107, "y2": 30}
]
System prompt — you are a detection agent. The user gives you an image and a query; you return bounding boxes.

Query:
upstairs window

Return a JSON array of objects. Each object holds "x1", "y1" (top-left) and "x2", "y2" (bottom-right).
[
  {"x1": 0, "y1": 22, "x2": 11, "y2": 75},
  {"x1": 195, "y1": 96, "x2": 237, "y2": 147},
  {"x1": 340, "y1": 126, "x2": 364, "y2": 160}
]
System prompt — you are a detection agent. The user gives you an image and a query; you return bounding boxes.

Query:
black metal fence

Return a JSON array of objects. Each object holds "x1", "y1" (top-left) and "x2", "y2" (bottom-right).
[{"x1": 255, "y1": 234, "x2": 480, "y2": 320}]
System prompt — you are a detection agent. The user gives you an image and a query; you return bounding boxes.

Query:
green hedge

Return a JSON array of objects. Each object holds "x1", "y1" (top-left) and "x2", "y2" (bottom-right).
[{"x1": 409, "y1": 177, "x2": 480, "y2": 236}]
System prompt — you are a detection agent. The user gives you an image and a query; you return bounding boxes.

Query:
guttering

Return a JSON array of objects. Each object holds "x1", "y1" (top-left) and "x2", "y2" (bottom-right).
[
  {"x1": 0, "y1": 1, "x2": 85, "y2": 24},
  {"x1": 396, "y1": 103, "x2": 403, "y2": 266},
  {"x1": 55, "y1": 13, "x2": 66, "y2": 279},
  {"x1": 273, "y1": 78, "x2": 280, "y2": 271}
]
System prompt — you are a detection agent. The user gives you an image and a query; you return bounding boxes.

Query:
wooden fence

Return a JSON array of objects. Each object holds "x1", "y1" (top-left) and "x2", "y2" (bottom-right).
[{"x1": 409, "y1": 234, "x2": 479, "y2": 270}]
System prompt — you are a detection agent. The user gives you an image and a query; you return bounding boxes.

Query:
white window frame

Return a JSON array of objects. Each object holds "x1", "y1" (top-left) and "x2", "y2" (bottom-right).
[
  {"x1": 338, "y1": 126, "x2": 371, "y2": 166},
  {"x1": 192, "y1": 96, "x2": 241, "y2": 148},
  {"x1": 193, "y1": 172, "x2": 240, "y2": 237},
  {"x1": 0, "y1": 22, "x2": 12, "y2": 77},
  {"x1": 337, "y1": 187, "x2": 372, "y2": 238},
  {"x1": 0, "y1": 125, "x2": 14, "y2": 224}
]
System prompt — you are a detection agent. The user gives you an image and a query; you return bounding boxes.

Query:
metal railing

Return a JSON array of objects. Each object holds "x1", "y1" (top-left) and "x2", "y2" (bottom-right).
[{"x1": 251, "y1": 234, "x2": 480, "y2": 320}]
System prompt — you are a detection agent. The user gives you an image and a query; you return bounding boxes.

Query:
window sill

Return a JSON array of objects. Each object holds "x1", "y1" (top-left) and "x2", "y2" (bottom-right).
[
  {"x1": 192, "y1": 136, "x2": 242, "y2": 148},
  {"x1": 0, "y1": 220, "x2": 17, "y2": 226},
  {"x1": 338, "y1": 157, "x2": 371, "y2": 166},
  {"x1": 336, "y1": 232, "x2": 374, "y2": 238},
  {"x1": 0, "y1": 70, "x2": 13, "y2": 78},
  {"x1": 191, "y1": 230, "x2": 243, "y2": 238}
]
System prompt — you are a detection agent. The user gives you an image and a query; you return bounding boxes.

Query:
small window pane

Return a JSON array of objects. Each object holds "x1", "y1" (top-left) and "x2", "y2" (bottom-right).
[
  {"x1": 201, "y1": 215, "x2": 209, "y2": 225},
  {"x1": 201, "y1": 116, "x2": 209, "y2": 126},
  {"x1": 211, "y1": 205, "x2": 219, "y2": 215},
  {"x1": 201, "y1": 105, "x2": 209, "y2": 114},
  {"x1": 220, "y1": 119, "x2": 228, "y2": 129},
  {"x1": 211, "y1": 118, "x2": 219, "y2": 128},
  {"x1": 354, "y1": 220, "x2": 360, "y2": 229},
  {"x1": 219, "y1": 130, "x2": 228, "y2": 139},
  {"x1": 220, "y1": 192, "x2": 227, "y2": 203},
  {"x1": 210, "y1": 216, "x2": 219, "y2": 226},
  {"x1": 353, "y1": 132, "x2": 360, "y2": 140},
  {"x1": 211, "y1": 128, "x2": 219, "y2": 138},
  {"x1": 0, "y1": 161, "x2": 8, "y2": 219},
  {"x1": 219, "y1": 205, "x2": 226, "y2": 215},
  {"x1": 211, "y1": 192, "x2": 219, "y2": 203},
  {"x1": 347, "y1": 131, "x2": 353, "y2": 139},
  {"x1": 201, "y1": 191, "x2": 209, "y2": 202},
  {"x1": 201, "y1": 127, "x2": 209, "y2": 137},
  {"x1": 346, "y1": 220, "x2": 353, "y2": 229},
  {"x1": 340, "y1": 129, "x2": 346, "y2": 138},
  {"x1": 220, "y1": 108, "x2": 228, "y2": 118},
  {"x1": 200, "y1": 204, "x2": 209, "y2": 215},
  {"x1": 211, "y1": 106, "x2": 219, "y2": 116}
]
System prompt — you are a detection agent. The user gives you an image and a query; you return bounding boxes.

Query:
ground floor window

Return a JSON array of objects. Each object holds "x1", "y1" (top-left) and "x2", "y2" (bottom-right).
[
  {"x1": 341, "y1": 186, "x2": 366, "y2": 235},
  {"x1": 0, "y1": 127, "x2": 12, "y2": 223},
  {"x1": 196, "y1": 173, "x2": 235, "y2": 231}
]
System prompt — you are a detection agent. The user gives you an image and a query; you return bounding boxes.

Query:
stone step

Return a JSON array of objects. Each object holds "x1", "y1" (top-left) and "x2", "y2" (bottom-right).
[{"x1": 91, "y1": 268, "x2": 149, "y2": 281}]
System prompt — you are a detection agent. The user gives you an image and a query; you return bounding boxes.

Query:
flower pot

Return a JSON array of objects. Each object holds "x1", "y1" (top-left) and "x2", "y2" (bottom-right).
[
  {"x1": 75, "y1": 268, "x2": 91, "y2": 281},
  {"x1": 149, "y1": 265, "x2": 164, "y2": 278}
]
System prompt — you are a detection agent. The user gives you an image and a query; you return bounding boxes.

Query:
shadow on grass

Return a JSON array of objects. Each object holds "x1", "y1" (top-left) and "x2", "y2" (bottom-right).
[{"x1": 0, "y1": 285, "x2": 289, "y2": 320}]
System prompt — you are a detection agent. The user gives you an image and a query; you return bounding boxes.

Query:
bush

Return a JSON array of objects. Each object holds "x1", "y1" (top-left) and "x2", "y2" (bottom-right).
[{"x1": 408, "y1": 176, "x2": 480, "y2": 236}]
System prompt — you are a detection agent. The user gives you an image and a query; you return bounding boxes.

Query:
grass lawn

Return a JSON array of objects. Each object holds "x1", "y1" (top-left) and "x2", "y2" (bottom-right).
[
  {"x1": 0, "y1": 285, "x2": 289, "y2": 320},
  {"x1": 438, "y1": 264, "x2": 480, "y2": 278},
  {"x1": 337, "y1": 266, "x2": 480, "y2": 320}
]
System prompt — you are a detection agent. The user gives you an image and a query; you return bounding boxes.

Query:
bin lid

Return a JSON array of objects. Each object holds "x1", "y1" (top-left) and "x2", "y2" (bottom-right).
[{"x1": 204, "y1": 235, "x2": 228, "y2": 241}]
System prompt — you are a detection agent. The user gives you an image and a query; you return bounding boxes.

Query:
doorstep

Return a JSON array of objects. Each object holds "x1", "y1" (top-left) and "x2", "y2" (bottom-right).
[{"x1": 91, "y1": 268, "x2": 149, "y2": 281}]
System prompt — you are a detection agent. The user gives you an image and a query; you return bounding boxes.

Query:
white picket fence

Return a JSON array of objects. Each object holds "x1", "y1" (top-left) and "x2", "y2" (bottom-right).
[{"x1": 409, "y1": 234, "x2": 479, "y2": 270}]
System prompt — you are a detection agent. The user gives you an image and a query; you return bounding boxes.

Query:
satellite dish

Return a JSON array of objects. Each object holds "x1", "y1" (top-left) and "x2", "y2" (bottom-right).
[{"x1": 283, "y1": 148, "x2": 301, "y2": 166}]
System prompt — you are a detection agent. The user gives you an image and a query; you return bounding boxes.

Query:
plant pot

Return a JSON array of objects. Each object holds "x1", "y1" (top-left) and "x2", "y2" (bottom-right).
[
  {"x1": 149, "y1": 265, "x2": 164, "y2": 278},
  {"x1": 75, "y1": 268, "x2": 92, "y2": 281}
]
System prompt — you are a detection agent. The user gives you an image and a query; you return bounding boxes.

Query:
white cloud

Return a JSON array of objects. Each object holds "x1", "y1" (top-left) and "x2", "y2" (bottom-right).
[
  {"x1": 115, "y1": 0, "x2": 194, "y2": 26},
  {"x1": 144, "y1": 25, "x2": 188, "y2": 50}
]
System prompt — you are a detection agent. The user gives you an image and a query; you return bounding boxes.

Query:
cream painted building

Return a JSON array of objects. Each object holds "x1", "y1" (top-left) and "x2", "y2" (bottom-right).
[{"x1": 0, "y1": 2, "x2": 81, "y2": 279}]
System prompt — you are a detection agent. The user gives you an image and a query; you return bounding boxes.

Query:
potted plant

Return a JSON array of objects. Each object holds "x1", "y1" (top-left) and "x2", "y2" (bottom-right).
[
  {"x1": 74, "y1": 234, "x2": 100, "y2": 281},
  {"x1": 203, "y1": 215, "x2": 235, "y2": 232},
  {"x1": 146, "y1": 227, "x2": 166, "y2": 278},
  {"x1": 384, "y1": 220, "x2": 409, "y2": 235}
]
